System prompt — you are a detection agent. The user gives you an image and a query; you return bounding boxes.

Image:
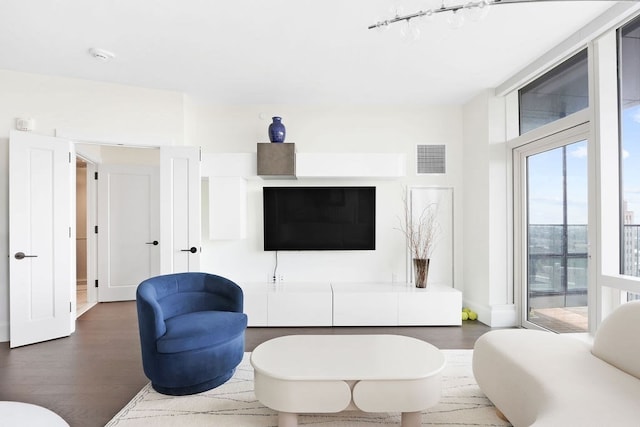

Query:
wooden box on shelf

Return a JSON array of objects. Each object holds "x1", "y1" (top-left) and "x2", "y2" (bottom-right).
[{"x1": 257, "y1": 143, "x2": 295, "y2": 178}]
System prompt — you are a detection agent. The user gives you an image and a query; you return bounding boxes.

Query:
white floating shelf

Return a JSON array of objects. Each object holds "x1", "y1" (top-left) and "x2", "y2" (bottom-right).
[
  {"x1": 296, "y1": 153, "x2": 406, "y2": 178},
  {"x1": 201, "y1": 153, "x2": 256, "y2": 178}
]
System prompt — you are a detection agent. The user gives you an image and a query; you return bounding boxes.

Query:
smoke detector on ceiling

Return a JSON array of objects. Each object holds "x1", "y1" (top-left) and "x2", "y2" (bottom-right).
[{"x1": 88, "y1": 48, "x2": 115, "y2": 62}]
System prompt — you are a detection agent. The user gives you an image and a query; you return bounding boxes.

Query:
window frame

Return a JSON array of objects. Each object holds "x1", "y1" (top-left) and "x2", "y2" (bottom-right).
[{"x1": 594, "y1": 23, "x2": 640, "y2": 320}]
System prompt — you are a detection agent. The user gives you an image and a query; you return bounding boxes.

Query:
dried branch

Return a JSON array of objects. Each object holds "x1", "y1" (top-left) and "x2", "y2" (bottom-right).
[{"x1": 397, "y1": 189, "x2": 440, "y2": 260}]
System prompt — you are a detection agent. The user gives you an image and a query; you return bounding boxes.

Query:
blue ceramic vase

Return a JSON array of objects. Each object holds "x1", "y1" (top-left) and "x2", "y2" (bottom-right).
[{"x1": 268, "y1": 116, "x2": 286, "y2": 143}]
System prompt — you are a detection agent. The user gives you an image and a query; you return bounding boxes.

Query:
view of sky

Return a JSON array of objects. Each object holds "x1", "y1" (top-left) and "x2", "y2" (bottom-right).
[
  {"x1": 526, "y1": 104, "x2": 640, "y2": 227},
  {"x1": 528, "y1": 140, "x2": 588, "y2": 225}
]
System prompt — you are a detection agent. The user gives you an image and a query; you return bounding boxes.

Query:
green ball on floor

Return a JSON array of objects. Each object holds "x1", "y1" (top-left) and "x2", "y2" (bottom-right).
[{"x1": 462, "y1": 308, "x2": 478, "y2": 321}]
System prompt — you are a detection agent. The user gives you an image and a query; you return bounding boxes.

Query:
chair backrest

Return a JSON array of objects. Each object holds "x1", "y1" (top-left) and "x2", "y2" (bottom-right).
[
  {"x1": 592, "y1": 300, "x2": 640, "y2": 380},
  {"x1": 148, "y1": 273, "x2": 241, "y2": 318},
  {"x1": 136, "y1": 272, "x2": 243, "y2": 341}
]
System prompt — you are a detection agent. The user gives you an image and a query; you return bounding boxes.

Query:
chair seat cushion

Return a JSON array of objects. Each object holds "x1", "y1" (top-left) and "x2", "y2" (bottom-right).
[{"x1": 157, "y1": 310, "x2": 247, "y2": 354}]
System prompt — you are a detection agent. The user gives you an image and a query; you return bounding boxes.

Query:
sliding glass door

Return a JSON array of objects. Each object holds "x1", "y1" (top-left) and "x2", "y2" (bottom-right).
[{"x1": 515, "y1": 126, "x2": 590, "y2": 332}]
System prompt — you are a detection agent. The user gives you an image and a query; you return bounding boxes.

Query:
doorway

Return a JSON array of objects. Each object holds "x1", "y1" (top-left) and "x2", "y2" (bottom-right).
[
  {"x1": 514, "y1": 124, "x2": 591, "y2": 332},
  {"x1": 75, "y1": 144, "x2": 160, "y2": 312},
  {"x1": 10, "y1": 131, "x2": 201, "y2": 347},
  {"x1": 75, "y1": 157, "x2": 93, "y2": 317}
]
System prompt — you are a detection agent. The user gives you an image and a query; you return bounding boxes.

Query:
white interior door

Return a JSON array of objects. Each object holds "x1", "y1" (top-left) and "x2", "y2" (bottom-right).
[
  {"x1": 97, "y1": 164, "x2": 160, "y2": 301},
  {"x1": 160, "y1": 146, "x2": 201, "y2": 273},
  {"x1": 9, "y1": 131, "x2": 74, "y2": 348}
]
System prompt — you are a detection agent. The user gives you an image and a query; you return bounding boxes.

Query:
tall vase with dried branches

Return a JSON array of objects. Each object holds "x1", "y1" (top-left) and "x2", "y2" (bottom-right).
[{"x1": 398, "y1": 192, "x2": 440, "y2": 288}]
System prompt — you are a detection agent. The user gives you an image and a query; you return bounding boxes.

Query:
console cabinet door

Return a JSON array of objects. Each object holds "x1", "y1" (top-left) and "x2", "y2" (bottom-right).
[
  {"x1": 268, "y1": 287, "x2": 333, "y2": 326},
  {"x1": 333, "y1": 288, "x2": 398, "y2": 326}
]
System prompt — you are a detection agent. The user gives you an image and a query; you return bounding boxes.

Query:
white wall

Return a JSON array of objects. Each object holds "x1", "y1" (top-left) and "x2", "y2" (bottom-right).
[
  {"x1": 462, "y1": 90, "x2": 516, "y2": 327},
  {"x1": 462, "y1": 93, "x2": 490, "y2": 309},
  {"x1": 186, "y1": 102, "x2": 465, "y2": 288},
  {"x1": 0, "y1": 69, "x2": 185, "y2": 341}
]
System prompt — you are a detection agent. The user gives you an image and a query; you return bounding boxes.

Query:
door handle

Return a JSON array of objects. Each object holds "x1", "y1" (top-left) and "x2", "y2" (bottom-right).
[
  {"x1": 145, "y1": 240, "x2": 159, "y2": 246},
  {"x1": 14, "y1": 252, "x2": 38, "y2": 260},
  {"x1": 181, "y1": 247, "x2": 198, "y2": 253}
]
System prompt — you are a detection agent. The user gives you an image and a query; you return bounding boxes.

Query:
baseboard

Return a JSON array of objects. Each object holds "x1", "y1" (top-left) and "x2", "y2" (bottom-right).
[
  {"x1": 464, "y1": 301, "x2": 518, "y2": 328},
  {"x1": 488, "y1": 304, "x2": 518, "y2": 327}
]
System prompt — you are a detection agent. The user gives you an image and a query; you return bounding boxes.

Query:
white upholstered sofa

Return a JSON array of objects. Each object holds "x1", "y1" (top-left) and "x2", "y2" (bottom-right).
[{"x1": 472, "y1": 300, "x2": 640, "y2": 427}]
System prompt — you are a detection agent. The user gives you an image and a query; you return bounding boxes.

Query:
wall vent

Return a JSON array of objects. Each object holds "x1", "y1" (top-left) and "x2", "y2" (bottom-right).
[{"x1": 416, "y1": 144, "x2": 446, "y2": 174}]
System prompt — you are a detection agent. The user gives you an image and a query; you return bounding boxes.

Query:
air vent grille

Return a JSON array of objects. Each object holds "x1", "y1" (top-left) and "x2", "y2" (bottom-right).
[{"x1": 416, "y1": 144, "x2": 446, "y2": 174}]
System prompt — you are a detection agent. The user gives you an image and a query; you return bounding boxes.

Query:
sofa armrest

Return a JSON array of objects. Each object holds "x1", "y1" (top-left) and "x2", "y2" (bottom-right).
[{"x1": 592, "y1": 300, "x2": 640, "y2": 380}]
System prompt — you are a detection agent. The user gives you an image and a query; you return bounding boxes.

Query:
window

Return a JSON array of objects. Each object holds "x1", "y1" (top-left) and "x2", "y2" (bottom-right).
[
  {"x1": 619, "y1": 16, "x2": 640, "y2": 278},
  {"x1": 527, "y1": 143, "x2": 588, "y2": 306},
  {"x1": 519, "y1": 50, "x2": 589, "y2": 135},
  {"x1": 626, "y1": 292, "x2": 640, "y2": 301},
  {"x1": 511, "y1": 11, "x2": 640, "y2": 331},
  {"x1": 515, "y1": 127, "x2": 590, "y2": 333}
]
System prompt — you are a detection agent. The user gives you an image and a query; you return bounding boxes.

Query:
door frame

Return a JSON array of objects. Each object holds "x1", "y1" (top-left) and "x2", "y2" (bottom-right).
[
  {"x1": 75, "y1": 153, "x2": 99, "y2": 308},
  {"x1": 72, "y1": 138, "x2": 201, "y2": 301},
  {"x1": 75, "y1": 143, "x2": 162, "y2": 305},
  {"x1": 75, "y1": 145, "x2": 161, "y2": 306},
  {"x1": 513, "y1": 122, "x2": 593, "y2": 331}
]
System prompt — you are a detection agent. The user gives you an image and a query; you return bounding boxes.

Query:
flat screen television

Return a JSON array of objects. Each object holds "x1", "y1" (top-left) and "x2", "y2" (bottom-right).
[{"x1": 263, "y1": 186, "x2": 376, "y2": 251}]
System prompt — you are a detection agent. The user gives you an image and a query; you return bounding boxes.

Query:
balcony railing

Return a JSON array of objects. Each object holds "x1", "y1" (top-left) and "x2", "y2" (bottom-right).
[
  {"x1": 622, "y1": 224, "x2": 640, "y2": 277},
  {"x1": 528, "y1": 224, "x2": 588, "y2": 297}
]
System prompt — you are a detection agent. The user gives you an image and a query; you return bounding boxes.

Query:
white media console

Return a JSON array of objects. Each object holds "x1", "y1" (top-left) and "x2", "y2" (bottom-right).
[{"x1": 240, "y1": 282, "x2": 462, "y2": 327}]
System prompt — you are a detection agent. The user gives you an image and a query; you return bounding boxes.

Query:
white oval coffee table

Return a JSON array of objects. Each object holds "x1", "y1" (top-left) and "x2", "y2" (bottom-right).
[
  {"x1": 250, "y1": 334, "x2": 445, "y2": 427},
  {"x1": 0, "y1": 402, "x2": 69, "y2": 426}
]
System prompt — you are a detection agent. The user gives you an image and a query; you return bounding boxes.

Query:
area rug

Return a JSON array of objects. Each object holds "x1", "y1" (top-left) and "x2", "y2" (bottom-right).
[{"x1": 106, "y1": 350, "x2": 511, "y2": 426}]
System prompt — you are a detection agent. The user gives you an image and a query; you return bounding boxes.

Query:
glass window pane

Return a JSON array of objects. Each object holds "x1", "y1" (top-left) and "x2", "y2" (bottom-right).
[
  {"x1": 627, "y1": 292, "x2": 640, "y2": 302},
  {"x1": 526, "y1": 141, "x2": 588, "y2": 333},
  {"x1": 519, "y1": 50, "x2": 589, "y2": 135},
  {"x1": 619, "y1": 16, "x2": 640, "y2": 277}
]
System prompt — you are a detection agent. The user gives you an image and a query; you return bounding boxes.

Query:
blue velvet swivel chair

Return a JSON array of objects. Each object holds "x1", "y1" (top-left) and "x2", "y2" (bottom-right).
[{"x1": 136, "y1": 272, "x2": 248, "y2": 395}]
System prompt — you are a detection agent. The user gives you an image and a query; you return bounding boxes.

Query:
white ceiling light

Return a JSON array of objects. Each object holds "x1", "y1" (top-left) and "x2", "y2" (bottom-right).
[
  {"x1": 88, "y1": 48, "x2": 115, "y2": 62},
  {"x1": 369, "y1": 0, "x2": 639, "y2": 34}
]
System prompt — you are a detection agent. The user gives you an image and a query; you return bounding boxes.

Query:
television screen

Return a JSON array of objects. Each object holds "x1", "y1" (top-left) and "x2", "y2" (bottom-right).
[{"x1": 263, "y1": 186, "x2": 376, "y2": 251}]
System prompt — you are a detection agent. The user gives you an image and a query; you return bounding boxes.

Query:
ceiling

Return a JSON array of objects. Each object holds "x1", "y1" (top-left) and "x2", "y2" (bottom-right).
[{"x1": 0, "y1": 0, "x2": 623, "y2": 105}]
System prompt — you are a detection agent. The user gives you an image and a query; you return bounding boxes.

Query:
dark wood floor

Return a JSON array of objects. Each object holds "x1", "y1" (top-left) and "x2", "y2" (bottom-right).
[{"x1": 0, "y1": 301, "x2": 493, "y2": 427}]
